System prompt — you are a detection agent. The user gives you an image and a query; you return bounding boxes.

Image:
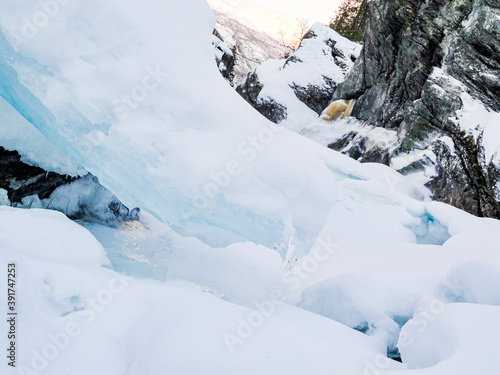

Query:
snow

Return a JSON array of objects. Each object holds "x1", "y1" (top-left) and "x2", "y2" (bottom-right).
[
  {"x1": 398, "y1": 303, "x2": 500, "y2": 374},
  {"x1": 0, "y1": 0, "x2": 341, "y2": 253},
  {"x1": 0, "y1": 1, "x2": 500, "y2": 374},
  {"x1": 1, "y1": 207, "x2": 389, "y2": 375},
  {"x1": 0, "y1": 206, "x2": 108, "y2": 267},
  {"x1": 4, "y1": 180, "x2": 500, "y2": 374},
  {"x1": 443, "y1": 260, "x2": 500, "y2": 305}
]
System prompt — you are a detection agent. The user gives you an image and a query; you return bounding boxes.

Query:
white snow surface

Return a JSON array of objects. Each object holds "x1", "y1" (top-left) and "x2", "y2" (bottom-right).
[
  {"x1": 0, "y1": 207, "x2": 391, "y2": 375},
  {"x1": 3, "y1": 184, "x2": 500, "y2": 374},
  {"x1": 0, "y1": 2, "x2": 500, "y2": 374}
]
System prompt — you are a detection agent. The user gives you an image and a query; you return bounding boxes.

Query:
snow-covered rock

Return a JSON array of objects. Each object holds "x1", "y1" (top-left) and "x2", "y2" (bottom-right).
[
  {"x1": 212, "y1": 29, "x2": 235, "y2": 83},
  {"x1": 237, "y1": 23, "x2": 361, "y2": 132}
]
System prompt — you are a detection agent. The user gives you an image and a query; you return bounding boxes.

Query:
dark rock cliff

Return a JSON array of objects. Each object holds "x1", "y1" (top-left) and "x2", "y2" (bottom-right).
[{"x1": 332, "y1": 0, "x2": 500, "y2": 218}]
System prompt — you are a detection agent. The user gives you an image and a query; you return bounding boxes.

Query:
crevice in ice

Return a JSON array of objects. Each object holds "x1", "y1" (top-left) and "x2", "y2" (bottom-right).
[
  {"x1": 353, "y1": 321, "x2": 404, "y2": 363},
  {"x1": 406, "y1": 211, "x2": 451, "y2": 245},
  {"x1": 326, "y1": 165, "x2": 365, "y2": 181}
]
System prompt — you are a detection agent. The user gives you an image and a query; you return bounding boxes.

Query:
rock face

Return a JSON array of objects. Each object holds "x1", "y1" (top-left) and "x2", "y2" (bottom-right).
[
  {"x1": 332, "y1": 0, "x2": 500, "y2": 219},
  {"x1": 0, "y1": 146, "x2": 139, "y2": 226},
  {"x1": 236, "y1": 23, "x2": 362, "y2": 132}
]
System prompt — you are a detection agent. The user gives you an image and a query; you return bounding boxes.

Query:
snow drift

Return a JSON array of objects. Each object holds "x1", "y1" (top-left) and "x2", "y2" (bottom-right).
[{"x1": 1, "y1": 1, "x2": 500, "y2": 374}]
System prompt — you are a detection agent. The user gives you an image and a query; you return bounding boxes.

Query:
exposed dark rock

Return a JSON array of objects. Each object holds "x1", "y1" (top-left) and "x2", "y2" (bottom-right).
[
  {"x1": 0, "y1": 146, "x2": 75, "y2": 203},
  {"x1": 0, "y1": 146, "x2": 139, "y2": 226},
  {"x1": 332, "y1": 0, "x2": 500, "y2": 219}
]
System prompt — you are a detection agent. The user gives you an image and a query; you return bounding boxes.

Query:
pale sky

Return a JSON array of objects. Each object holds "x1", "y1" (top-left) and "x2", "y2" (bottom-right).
[
  {"x1": 208, "y1": 0, "x2": 343, "y2": 41},
  {"x1": 208, "y1": 0, "x2": 343, "y2": 24}
]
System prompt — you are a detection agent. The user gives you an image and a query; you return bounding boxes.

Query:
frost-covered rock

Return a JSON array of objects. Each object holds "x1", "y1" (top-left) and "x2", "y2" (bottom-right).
[
  {"x1": 330, "y1": 0, "x2": 500, "y2": 219},
  {"x1": 236, "y1": 23, "x2": 361, "y2": 132},
  {"x1": 301, "y1": 116, "x2": 400, "y2": 166}
]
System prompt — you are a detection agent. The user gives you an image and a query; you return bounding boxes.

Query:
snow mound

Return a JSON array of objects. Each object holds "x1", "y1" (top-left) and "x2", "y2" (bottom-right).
[
  {"x1": 399, "y1": 303, "x2": 500, "y2": 373},
  {"x1": 0, "y1": 206, "x2": 108, "y2": 267},
  {"x1": 0, "y1": 207, "x2": 390, "y2": 375}
]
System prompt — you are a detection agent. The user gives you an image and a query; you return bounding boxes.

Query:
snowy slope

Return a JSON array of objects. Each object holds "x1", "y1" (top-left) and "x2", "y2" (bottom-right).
[
  {"x1": 3, "y1": 174, "x2": 500, "y2": 374},
  {"x1": 0, "y1": 0, "x2": 338, "y2": 254}
]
